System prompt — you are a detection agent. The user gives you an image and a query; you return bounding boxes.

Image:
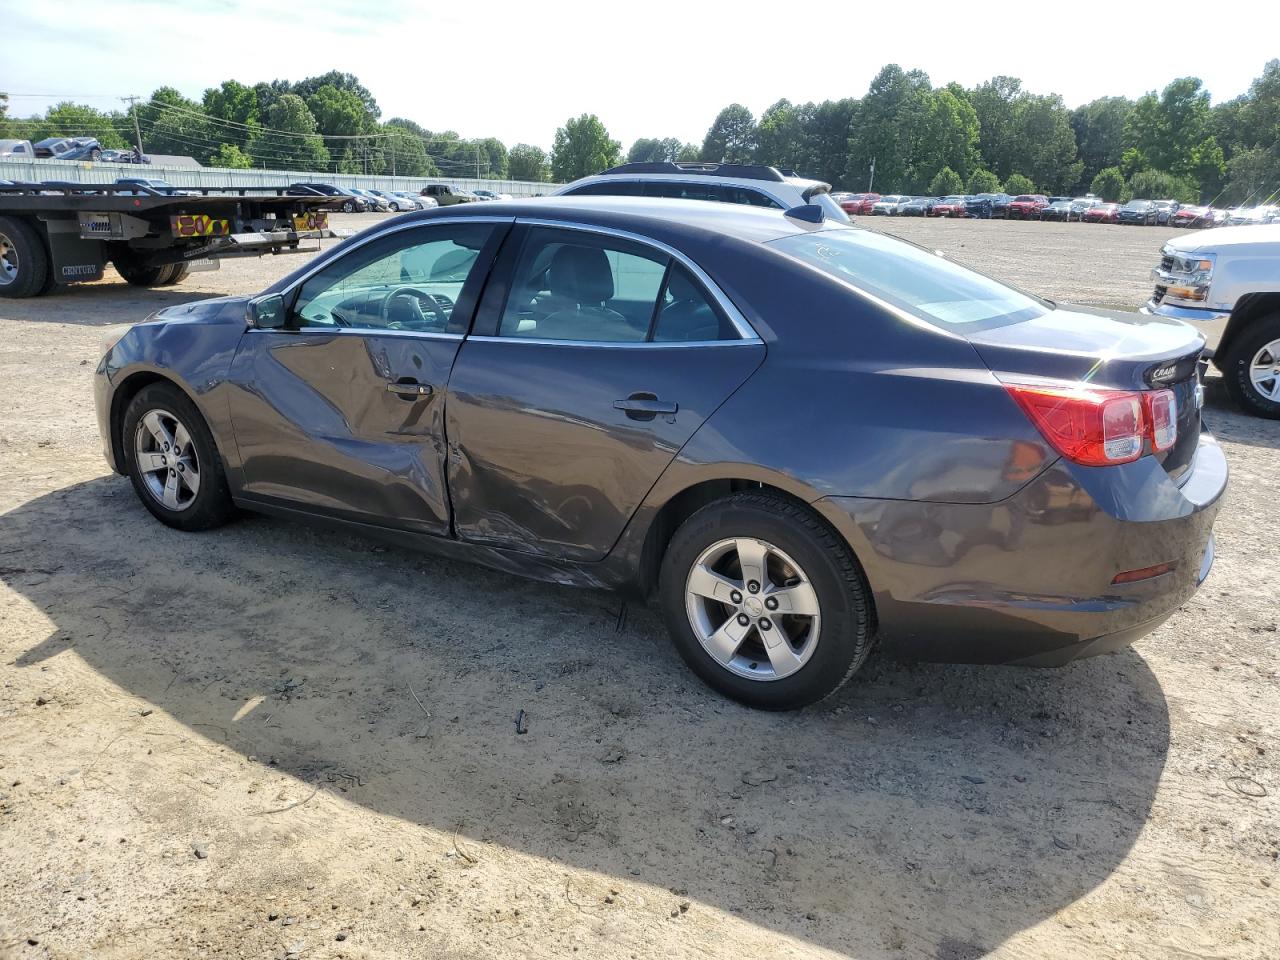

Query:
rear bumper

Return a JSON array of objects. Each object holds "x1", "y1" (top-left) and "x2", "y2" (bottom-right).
[{"x1": 814, "y1": 434, "x2": 1227, "y2": 665}]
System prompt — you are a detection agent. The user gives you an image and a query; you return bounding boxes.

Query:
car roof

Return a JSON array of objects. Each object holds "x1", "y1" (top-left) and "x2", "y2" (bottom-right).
[{"x1": 393, "y1": 195, "x2": 849, "y2": 245}]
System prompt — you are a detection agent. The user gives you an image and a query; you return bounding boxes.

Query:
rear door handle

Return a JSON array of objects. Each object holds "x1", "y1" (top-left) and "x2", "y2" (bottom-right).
[
  {"x1": 387, "y1": 380, "x2": 433, "y2": 399},
  {"x1": 614, "y1": 394, "x2": 678, "y2": 421}
]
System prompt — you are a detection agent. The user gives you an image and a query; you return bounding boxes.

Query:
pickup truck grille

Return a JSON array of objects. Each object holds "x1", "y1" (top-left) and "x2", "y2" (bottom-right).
[{"x1": 1160, "y1": 254, "x2": 1174, "y2": 272}]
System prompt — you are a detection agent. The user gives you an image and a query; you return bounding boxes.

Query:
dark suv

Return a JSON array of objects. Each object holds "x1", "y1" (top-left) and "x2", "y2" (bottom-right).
[{"x1": 286, "y1": 183, "x2": 370, "y2": 213}]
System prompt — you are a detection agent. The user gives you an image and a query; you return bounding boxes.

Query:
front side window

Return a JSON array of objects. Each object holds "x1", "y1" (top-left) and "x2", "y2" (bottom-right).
[
  {"x1": 769, "y1": 229, "x2": 1048, "y2": 331},
  {"x1": 497, "y1": 227, "x2": 734, "y2": 343},
  {"x1": 291, "y1": 224, "x2": 494, "y2": 333}
]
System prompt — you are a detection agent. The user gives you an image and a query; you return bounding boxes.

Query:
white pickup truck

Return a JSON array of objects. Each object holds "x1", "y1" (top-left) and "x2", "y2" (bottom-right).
[{"x1": 1145, "y1": 224, "x2": 1280, "y2": 418}]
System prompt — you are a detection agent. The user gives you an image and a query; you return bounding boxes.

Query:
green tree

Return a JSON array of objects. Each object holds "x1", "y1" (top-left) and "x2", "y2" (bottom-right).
[
  {"x1": 1071, "y1": 96, "x2": 1134, "y2": 185},
  {"x1": 1089, "y1": 166, "x2": 1128, "y2": 202},
  {"x1": 210, "y1": 143, "x2": 252, "y2": 169},
  {"x1": 849, "y1": 65, "x2": 934, "y2": 192},
  {"x1": 969, "y1": 76, "x2": 1024, "y2": 180},
  {"x1": 919, "y1": 87, "x2": 980, "y2": 183},
  {"x1": 928, "y1": 166, "x2": 963, "y2": 195},
  {"x1": 306, "y1": 84, "x2": 370, "y2": 138},
  {"x1": 754, "y1": 99, "x2": 801, "y2": 168},
  {"x1": 1010, "y1": 94, "x2": 1082, "y2": 193},
  {"x1": 508, "y1": 143, "x2": 550, "y2": 181},
  {"x1": 966, "y1": 168, "x2": 1001, "y2": 193},
  {"x1": 1124, "y1": 78, "x2": 1214, "y2": 177},
  {"x1": 202, "y1": 80, "x2": 259, "y2": 149},
  {"x1": 803, "y1": 98, "x2": 859, "y2": 187},
  {"x1": 1003, "y1": 172, "x2": 1036, "y2": 194},
  {"x1": 247, "y1": 93, "x2": 329, "y2": 171},
  {"x1": 142, "y1": 87, "x2": 213, "y2": 160},
  {"x1": 291, "y1": 71, "x2": 380, "y2": 121},
  {"x1": 551, "y1": 114, "x2": 620, "y2": 181},
  {"x1": 676, "y1": 143, "x2": 700, "y2": 162},
  {"x1": 1224, "y1": 146, "x2": 1280, "y2": 204},
  {"x1": 700, "y1": 104, "x2": 757, "y2": 163},
  {"x1": 626, "y1": 136, "x2": 685, "y2": 163},
  {"x1": 1128, "y1": 169, "x2": 1198, "y2": 203},
  {"x1": 471, "y1": 137, "x2": 509, "y2": 179}
]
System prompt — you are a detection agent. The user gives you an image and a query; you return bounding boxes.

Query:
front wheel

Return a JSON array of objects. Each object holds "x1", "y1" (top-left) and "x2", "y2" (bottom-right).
[
  {"x1": 658, "y1": 493, "x2": 874, "y2": 710},
  {"x1": 1220, "y1": 315, "x2": 1280, "y2": 419},
  {"x1": 122, "y1": 383, "x2": 236, "y2": 530}
]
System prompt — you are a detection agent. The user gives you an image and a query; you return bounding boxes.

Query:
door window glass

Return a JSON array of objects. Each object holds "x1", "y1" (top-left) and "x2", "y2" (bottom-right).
[
  {"x1": 291, "y1": 224, "x2": 493, "y2": 333},
  {"x1": 498, "y1": 228, "x2": 667, "y2": 342},
  {"x1": 651, "y1": 264, "x2": 730, "y2": 342}
]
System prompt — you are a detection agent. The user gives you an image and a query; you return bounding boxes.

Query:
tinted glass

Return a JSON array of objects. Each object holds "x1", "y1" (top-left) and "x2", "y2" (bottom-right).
[
  {"x1": 642, "y1": 180, "x2": 728, "y2": 202},
  {"x1": 652, "y1": 264, "x2": 730, "y2": 342},
  {"x1": 565, "y1": 181, "x2": 643, "y2": 197},
  {"x1": 769, "y1": 229, "x2": 1048, "y2": 331},
  {"x1": 291, "y1": 224, "x2": 493, "y2": 333},
  {"x1": 498, "y1": 228, "x2": 667, "y2": 342}
]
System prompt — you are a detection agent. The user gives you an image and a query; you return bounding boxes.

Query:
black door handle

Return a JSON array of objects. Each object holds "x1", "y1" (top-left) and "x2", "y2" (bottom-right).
[
  {"x1": 387, "y1": 380, "x2": 433, "y2": 400},
  {"x1": 614, "y1": 393, "x2": 677, "y2": 421}
]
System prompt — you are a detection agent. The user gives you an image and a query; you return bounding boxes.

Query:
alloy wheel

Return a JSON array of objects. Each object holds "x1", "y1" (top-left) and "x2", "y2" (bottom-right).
[
  {"x1": 684, "y1": 537, "x2": 821, "y2": 681},
  {"x1": 133, "y1": 408, "x2": 201, "y2": 511},
  {"x1": 0, "y1": 230, "x2": 18, "y2": 287},
  {"x1": 1249, "y1": 339, "x2": 1280, "y2": 401}
]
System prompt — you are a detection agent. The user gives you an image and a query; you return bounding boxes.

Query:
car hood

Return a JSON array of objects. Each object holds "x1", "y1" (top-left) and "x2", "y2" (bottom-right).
[
  {"x1": 147, "y1": 296, "x2": 252, "y2": 326},
  {"x1": 1166, "y1": 223, "x2": 1280, "y2": 253}
]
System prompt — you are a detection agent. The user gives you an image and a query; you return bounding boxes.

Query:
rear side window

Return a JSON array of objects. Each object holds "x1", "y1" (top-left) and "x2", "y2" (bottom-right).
[
  {"x1": 769, "y1": 229, "x2": 1047, "y2": 331},
  {"x1": 564, "y1": 181, "x2": 643, "y2": 197}
]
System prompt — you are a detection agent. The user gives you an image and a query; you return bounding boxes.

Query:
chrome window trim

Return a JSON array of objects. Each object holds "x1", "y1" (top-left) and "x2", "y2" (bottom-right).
[
  {"x1": 465, "y1": 335, "x2": 760, "y2": 349},
  {"x1": 511, "y1": 217, "x2": 761, "y2": 342},
  {"x1": 245, "y1": 326, "x2": 463, "y2": 341}
]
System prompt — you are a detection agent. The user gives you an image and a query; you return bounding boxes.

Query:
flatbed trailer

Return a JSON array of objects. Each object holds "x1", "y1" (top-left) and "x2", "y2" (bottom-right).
[{"x1": 0, "y1": 181, "x2": 351, "y2": 298}]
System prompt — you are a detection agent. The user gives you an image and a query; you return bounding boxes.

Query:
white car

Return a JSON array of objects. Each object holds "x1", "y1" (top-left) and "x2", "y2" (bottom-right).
[
  {"x1": 871, "y1": 195, "x2": 911, "y2": 215},
  {"x1": 555, "y1": 161, "x2": 850, "y2": 222},
  {"x1": 472, "y1": 189, "x2": 512, "y2": 201},
  {"x1": 369, "y1": 189, "x2": 418, "y2": 212},
  {"x1": 1145, "y1": 223, "x2": 1280, "y2": 418}
]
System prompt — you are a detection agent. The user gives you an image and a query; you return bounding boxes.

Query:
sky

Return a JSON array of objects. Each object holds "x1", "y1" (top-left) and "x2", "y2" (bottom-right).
[{"x1": 5, "y1": 0, "x2": 1277, "y2": 151}]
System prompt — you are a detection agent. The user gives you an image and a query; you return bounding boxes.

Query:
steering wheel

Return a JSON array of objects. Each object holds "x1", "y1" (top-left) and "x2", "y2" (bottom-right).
[{"x1": 380, "y1": 287, "x2": 453, "y2": 329}]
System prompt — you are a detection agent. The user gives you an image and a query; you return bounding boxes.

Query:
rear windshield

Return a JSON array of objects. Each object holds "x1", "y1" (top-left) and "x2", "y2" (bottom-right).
[{"x1": 768, "y1": 229, "x2": 1048, "y2": 330}]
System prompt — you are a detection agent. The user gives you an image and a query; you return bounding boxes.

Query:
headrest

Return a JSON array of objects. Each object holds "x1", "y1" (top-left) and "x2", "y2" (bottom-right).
[{"x1": 547, "y1": 245, "x2": 614, "y2": 304}]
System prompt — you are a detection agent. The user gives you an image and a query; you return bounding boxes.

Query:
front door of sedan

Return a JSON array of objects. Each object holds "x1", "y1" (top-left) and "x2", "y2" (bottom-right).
[
  {"x1": 227, "y1": 220, "x2": 509, "y2": 534},
  {"x1": 445, "y1": 224, "x2": 765, "y2": 562}
]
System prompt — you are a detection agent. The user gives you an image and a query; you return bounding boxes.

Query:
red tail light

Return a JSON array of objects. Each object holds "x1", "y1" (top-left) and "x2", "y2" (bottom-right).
[
  {"x1": 1144, "y1": 389, "x2": 1177, "y2": 451},
  {"x1": 1004, "y1": 383, "x2": 1161, "y2": 466}
]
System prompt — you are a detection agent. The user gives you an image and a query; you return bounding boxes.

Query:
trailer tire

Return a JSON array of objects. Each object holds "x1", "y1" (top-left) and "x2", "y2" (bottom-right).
[
  {"x1": 114, "y1": 259, "x2": 172, "y2": 287},
  {"x1": 160, "y1": 264, "x2": 190, "y2": 286},
  {"x1": 0, "y1": 216, "x2": 52, "y2": 299}
]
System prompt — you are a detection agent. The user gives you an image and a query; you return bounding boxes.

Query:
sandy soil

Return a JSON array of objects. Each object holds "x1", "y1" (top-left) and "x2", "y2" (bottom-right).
[{"x1": 1, "y1": 214, "x2": 1277, "y2": 960}]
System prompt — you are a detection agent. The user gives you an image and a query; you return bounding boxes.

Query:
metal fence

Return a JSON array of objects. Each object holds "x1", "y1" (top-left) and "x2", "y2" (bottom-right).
[{"x1": 0, "y1": 158, "x2": 560, "y2": 197}]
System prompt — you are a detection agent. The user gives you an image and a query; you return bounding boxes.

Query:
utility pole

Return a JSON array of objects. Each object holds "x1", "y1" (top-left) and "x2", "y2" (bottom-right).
[
  {"x1": 121, "y1": 95, "x2": 144, "y2": 155},
  {"x1": 868, "y1": 157, "x2": 875, "y2": 193}
]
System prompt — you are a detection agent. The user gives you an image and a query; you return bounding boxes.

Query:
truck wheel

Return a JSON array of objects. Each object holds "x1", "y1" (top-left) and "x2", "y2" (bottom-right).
[
  {"x1": 160, "y1": 264, "x2": 190, "y2": 286},
  {"x1": 114, "y1": 259, "x2": 172, "y2": 287},
  {"x1": 1220, "y1": 314, "x2": 1280, "y2": 419},
  {"x1": 0, "y1": 216, "x2": 51, "y2": 299}
]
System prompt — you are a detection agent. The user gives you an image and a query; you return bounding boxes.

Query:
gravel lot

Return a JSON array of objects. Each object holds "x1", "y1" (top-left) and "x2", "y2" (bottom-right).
[{"x1": 1, "y1": 213, "x2": 1276, "y2": 960}]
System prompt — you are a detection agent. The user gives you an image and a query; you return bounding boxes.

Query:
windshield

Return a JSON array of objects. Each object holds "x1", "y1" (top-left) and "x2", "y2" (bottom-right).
[
  {"x1": 1123, "y1": 201, "x2": 1147, "y2": 210},
  {"x1": 768, "y1": 229, "x2": 1048, "y2": 331}
]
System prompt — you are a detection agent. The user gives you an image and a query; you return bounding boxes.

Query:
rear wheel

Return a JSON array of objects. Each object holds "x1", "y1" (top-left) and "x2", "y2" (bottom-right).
[
  {"x1": 1221, "y1": 314, "x2": 1280, "y2": 419},
  {"x1": 114, "y1": 257, "x2": 173, "y2": 287},
  {"x1": 659, "y1": 493, "x2": 874, "y2": 710},
  {"x1": 122, "y1": 383, "x2": 236, "y2": 531},
  {"x1": 160, "y1": 263, "x2": 190, "y2": 286},
  {"x1": 0, "y1": 216, "x2": 51, "y2": 299}
]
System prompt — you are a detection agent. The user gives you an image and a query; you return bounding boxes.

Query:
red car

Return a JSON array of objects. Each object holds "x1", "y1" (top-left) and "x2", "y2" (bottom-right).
[
  {"x1": 1082, "y1": 202, "x2": 1120, "y2": 224},
  {"x1": 1170, "y1": 205, "x2": 1213, "y2": 228},
  {"x1": 928, "y1": 195, "x2": 968, "y2": 217},
  {"x1": 1006, "y1": 194, "x2": 1049, "y2": 219},
  {"x1": 836, "y1": 192, "x2": 880, "y2": 216}
]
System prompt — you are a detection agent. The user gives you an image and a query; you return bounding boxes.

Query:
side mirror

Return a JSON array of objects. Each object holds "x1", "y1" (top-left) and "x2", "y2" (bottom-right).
[{"x1": 248, "y1": 294, "x2": 286, "y2": 330}]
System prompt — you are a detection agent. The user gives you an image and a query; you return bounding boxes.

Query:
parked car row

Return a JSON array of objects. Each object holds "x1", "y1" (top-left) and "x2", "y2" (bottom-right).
[
  {"x1": 282, "y1": 182, "x2": 516, "y2": 213},
  {"x1": 833, "y1": 189, "x2": 1278, "y2": 228}
]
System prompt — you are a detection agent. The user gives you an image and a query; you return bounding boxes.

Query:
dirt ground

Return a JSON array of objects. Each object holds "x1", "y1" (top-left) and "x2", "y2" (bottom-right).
[{"x1": 1, "y1": 214, "x2": 1276, "y2": 960}]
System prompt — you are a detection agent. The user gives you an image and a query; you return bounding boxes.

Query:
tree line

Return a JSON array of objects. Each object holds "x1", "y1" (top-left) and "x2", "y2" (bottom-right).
[{"x1": 1, "y1": 61, "x2": 1277, "y2": 203}]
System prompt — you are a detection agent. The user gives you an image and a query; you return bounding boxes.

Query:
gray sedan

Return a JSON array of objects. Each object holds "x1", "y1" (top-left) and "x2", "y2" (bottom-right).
[{"x1": 94, "y1": 197, "x2": 1226, "y2": 709}]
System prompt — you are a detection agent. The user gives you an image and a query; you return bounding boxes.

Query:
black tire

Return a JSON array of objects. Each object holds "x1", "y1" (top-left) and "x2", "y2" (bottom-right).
[
  {"x1": 342, "y1": 200, "x2": 354, "y2": 213},
  {"x1": 1220, "y1": 313, "x2": 1280, "y2": 419},
  {"x1": 114, "y1": 258, "x2": 172, "y2": 287},
  {"x1": 0, "y1": 215, "x2": 51, "y2": 299},
  {"x1": 658, "y1": 492, "x2": 874, "y2": 710},
  {"x1": 121, "y1": 383, "x2": 236, "y2": 531},
  {"x1": 160, "y1": 263, "x2": 190, "y2": 286}
]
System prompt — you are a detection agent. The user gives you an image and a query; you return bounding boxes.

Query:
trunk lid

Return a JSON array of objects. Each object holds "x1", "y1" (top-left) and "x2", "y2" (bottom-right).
[{"x1": 967, "y1": 305, "x2": 1205, "y2": 482}]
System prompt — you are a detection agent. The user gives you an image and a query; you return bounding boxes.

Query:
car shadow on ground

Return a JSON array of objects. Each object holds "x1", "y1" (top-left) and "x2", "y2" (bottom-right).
[
  {"x1": 1202, "y1": 373, "x2": 1280, "y2": 450},
  {"x1": 3, "y1": 477, "x2": 1172, "y2": 959},
  {"x1": 0, "y1": 277, "x2": 231, "y2": 327}
]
